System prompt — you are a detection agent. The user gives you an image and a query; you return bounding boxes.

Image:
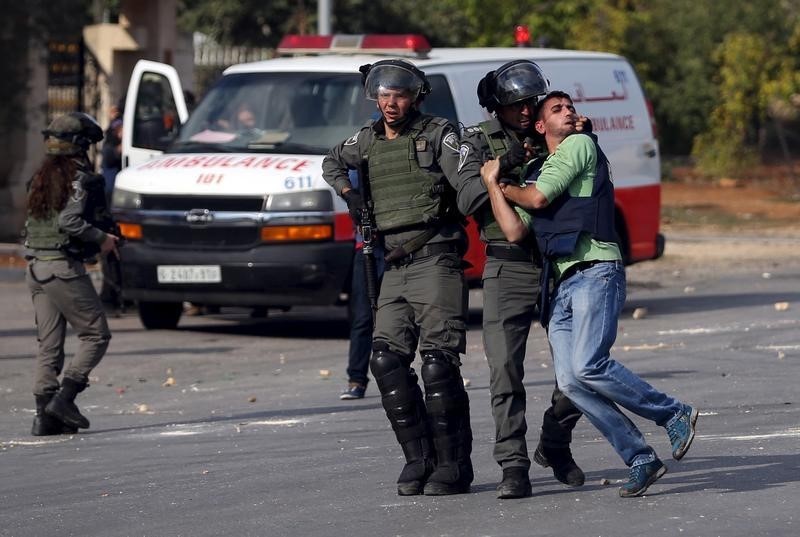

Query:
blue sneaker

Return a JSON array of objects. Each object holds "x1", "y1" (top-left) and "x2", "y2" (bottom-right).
[
  {"x1": 666, "y1": 405, "x2": 699, "y2": 460},
  {"x1": 340, "y1": 383, "x2": 366, "y2": 400},
  {"x1": 619, "y1": 459, "x2": 667, "y2": 497}
]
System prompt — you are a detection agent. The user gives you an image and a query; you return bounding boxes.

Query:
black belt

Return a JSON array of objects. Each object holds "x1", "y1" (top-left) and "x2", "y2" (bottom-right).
[
  {"x1": 559, "y1": 259, "x2": 614, "y2": 282},
  {"x1": 485, "y1": 243, "x2": 538, "y2": 264},
  {"x1": 386, "y1": 242, "x2": 461, "y2": 268}
]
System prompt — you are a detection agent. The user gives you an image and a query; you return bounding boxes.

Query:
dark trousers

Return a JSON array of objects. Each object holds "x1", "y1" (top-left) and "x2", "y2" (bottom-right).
[
  {"x1": 482, "y1": 256, "x2": 582, "y2": 469},
  {"x1": 346, "y1": 248, "x2": 383, "y2": 385},
  {"x1": 26, "y1": 261, "x2": 111, "y2": 394}
]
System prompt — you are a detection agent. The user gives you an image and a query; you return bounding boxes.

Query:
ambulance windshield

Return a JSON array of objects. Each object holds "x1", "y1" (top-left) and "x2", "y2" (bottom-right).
[{"x1": 173, "y1": 72, "x2": 376, "y2": 154}]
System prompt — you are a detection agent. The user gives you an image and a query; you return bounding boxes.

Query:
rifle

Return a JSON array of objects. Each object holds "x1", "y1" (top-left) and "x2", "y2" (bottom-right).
[{"x1": 357, "y1": 164, "x2": 380, "y2": 325}]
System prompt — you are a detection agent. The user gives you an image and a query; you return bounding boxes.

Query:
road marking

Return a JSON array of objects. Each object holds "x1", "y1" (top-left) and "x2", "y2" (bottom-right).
[
  {"x1": 244, "y1": 419, "x2": 301, "y2": 426},
  {"x1": 657, "y1": 319, "x2": 799, "y2": 337},
  {"x1": 0, "y1": 437, "x2": 72, "y2": 448},
  {"x1": 756, "y1": 344, "x2": 800, "y2": 351},
  {"x1": 700, "y1": 428, "x2": 800, "y2": 441}
]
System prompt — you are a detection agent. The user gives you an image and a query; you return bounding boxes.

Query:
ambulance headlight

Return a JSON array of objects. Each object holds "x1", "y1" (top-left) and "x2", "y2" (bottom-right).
[
  {"x1": 112, "y1": 188, "x2": 142, "y2": 209},
  {"x1": 266, "y1": 191, "x2": 332, "y2": 212}
]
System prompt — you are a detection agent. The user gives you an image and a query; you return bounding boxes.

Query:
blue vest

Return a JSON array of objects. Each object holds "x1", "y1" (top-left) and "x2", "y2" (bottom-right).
[{"x1": 531, "y1": 133, "x2": 617, "y2": 258}]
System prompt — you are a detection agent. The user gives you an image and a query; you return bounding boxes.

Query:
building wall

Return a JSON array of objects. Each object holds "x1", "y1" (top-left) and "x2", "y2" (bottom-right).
[
  {"x1": 0, "y1": 40, "x2": 48, "y2": 242},
  {"x1": 0, "y1": 0, "x2": 191, "y2": 242}
]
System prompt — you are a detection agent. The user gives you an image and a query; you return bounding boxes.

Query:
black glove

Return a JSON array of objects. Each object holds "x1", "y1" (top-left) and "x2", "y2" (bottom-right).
[
  {"x1": 342, "y1": 189, "x2": 365, "y2": 225},
  {"x1": 498, "y1": 140, "x2": 527, "y2": 173}
]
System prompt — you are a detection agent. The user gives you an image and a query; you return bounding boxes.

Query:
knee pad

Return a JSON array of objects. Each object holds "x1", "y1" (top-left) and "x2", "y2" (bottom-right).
[
  {"x1": 371, "y1": 349, "x2": 424, "y2": 431},
  {"x1": 370, "y1": 347, "x2": 411, "y2": 379},
  {"x1": 421, "y1": 351, "x2": 466, "y2": 418},
  {"x1": 420, "y1": 351, "x2": 457, "y2": 385}
]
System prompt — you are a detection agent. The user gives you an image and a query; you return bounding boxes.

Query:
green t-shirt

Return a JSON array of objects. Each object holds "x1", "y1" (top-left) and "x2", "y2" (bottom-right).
[{"x1": 533, "y1": 134, "x2": 621, "y2": 279}]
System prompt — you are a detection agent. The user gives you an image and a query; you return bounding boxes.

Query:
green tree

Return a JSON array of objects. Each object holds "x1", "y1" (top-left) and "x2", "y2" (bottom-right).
[
  {"x1": 622, "y1": 0, "x2": 794, "y2": 157},
  {"x1": 762, "y1": 20, "x2": 800, "y2": 126},
  {"x1": 175, "y1": 0, "x2": 800, "y2": 166},
  {"x1": 691, "y1": 33, "x2": 772, "y2": 177}
]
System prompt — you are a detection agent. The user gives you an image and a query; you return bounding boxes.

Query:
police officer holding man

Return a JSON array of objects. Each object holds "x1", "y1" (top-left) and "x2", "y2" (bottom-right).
[
  {"x1": 456, "y1": 60, "x2": 585, "y2": 498},
  {"x1": 24, "y1": 112, "x2": 118, "y2": 435},
  {"x1": 323, "y1": 59, "x2": 473, "y2": 496}
]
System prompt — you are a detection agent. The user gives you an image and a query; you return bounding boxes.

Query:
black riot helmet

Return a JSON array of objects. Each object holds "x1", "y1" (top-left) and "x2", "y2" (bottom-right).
[
  {"x1": 42, "y1": 112, "x2": 104, "y2": 155},
  {"x1": 477, "y1": 60, "x2": 549, "y2": 113},
  {"x1": 360, "y1": 59, "x2": 432, "y2": 102}
]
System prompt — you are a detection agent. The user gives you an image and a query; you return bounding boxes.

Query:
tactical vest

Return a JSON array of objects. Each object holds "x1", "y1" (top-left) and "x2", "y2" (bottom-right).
[
  {"x1": 25, "y1": 164, "x2": 115, "y2": 260},
  {"x1": 476, "y1": 120, "x2": 526, "y2": 242},
  {"x1": 24, "y1": 211, "x2": 69, "y2": 254},
  {"x1": 531, "y1": 133, "x2": 617, "y2": 258},
  {"x1": 367, "y1": 115, "x2": 451, "y2": 231}
]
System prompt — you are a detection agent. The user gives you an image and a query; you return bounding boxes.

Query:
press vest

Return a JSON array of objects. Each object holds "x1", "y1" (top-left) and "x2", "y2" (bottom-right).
[
  {"x1": 475, "y1": 119, "x2": 526, "y2": 242},
  {"x1": 531, "y1": 133, "x2": 617, "y2": 258},
  {"x1": 367, "y1": 115, "x2": 450, "y2": 231}
]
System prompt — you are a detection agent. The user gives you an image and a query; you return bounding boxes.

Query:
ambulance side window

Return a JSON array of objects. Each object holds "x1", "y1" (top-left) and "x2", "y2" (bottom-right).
[
  {"x1": 133, "y1": 72, "x2": 179, "y2": 151},
  {"x1": 419, "y1": 75, "x2": 458, "y2": 127}
]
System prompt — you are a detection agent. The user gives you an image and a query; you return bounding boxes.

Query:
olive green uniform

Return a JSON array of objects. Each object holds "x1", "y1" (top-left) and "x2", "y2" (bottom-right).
[
  {"x1": 323, "y1": 110, "x2": 472, "y2": 494},
  {"x1": 323, "y1": 112, "x2": 468, "y2": 358},
  {"x1": 457, "y1": 118, "x2": 582, "y2": 470},
  {"x1": 24, "y1": 158, "x2": 112, "y2": 396}
]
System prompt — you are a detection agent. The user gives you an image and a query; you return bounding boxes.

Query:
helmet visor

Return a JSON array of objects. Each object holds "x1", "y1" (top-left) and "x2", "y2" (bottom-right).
[
  {"x1": 364, "y1": 64, "x2": 424, "y2": 101},
  {"x1": 493, "y1": 62, "x2": 548, "y2": 107}
]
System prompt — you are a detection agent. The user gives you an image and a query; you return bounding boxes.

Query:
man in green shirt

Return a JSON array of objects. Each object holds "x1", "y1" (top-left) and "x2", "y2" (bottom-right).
[{"x1": 482, "y1": 91, "x2": 699, "y2": 498}]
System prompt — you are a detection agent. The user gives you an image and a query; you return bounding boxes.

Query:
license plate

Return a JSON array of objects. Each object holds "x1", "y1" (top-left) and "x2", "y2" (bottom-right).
[{"x1": 157, "y1": 265, "x2": 221, "y2": 284}]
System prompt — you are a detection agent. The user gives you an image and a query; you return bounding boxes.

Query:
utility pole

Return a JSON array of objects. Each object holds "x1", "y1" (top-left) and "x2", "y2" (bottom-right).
[{"x1": 318, "y1": 0, "x2": 332, "y2": 35}]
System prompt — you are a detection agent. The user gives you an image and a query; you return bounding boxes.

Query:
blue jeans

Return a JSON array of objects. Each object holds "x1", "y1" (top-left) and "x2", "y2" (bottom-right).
[
  {"x1": 548, "y1": 260, "x2": 683, "y2": 467},
  {"x1": 347, "y1": 248, "x2": 383, "y2": 385}
]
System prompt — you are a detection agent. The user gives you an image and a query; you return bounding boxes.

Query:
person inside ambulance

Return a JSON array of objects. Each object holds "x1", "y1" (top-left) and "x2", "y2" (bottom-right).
[{"x1": 217, "y1": 101, "x2": 258, "y2": 132}]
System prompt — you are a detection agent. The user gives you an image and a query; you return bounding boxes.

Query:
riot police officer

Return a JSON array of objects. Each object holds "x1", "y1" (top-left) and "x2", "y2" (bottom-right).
[
  {"x1": 24, "y1": 112, "x2": 118, "y2": 435},
  {"x1": 456, "y1": 60, "x2": 585, "y2": 498},
  {"x1": 322, "y1": 59, "x2": 473, "y2": 496}
]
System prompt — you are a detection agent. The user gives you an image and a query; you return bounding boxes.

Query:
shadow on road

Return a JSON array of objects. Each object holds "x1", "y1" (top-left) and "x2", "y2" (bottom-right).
[
  {"x1": 640, "y1": 454, "x2": 800, "y2": 495},
  {"x1": 81, "y1": 400, "x2": 385, "y2": 437},
  {"x1": 625, "y1": 291, "x2": 800, "y2": 317}
]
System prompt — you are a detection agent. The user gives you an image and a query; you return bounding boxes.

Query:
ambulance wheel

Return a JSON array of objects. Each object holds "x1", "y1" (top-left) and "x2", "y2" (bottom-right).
[{"x1": 138, "y1": 301, "x2": 183, "y2": 330}]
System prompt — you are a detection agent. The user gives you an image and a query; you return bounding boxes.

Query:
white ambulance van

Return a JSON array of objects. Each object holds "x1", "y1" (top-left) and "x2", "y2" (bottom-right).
[{"x1": 114, "y1": 34, "x2": 663, "y2": 329}]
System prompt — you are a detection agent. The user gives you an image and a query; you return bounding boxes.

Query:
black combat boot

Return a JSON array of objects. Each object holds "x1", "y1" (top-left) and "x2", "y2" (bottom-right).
[
  {"x1": 31, "y1": 394, "x2": 78, "y2": 436},
  {"x1": 420, "y1": 352, "x2": 473, "y2": 496},
  {"x1": 370, "y1": 348, "x2": 435, "y2": 496},
  {"x1": 533, "y1": 442, "x2": 585, "y2": 487},
  {"x1": 45, "y1": 378, "x2": 90, "y2": 429},
  {"x1": 397, "y1": 436, "x2": 435, "y2": 496},
  {"x1": 496, "y1": 467, "x2": 532, "y2": 499},
  {"x1": 423, "y1": 433, "x2": 471, "y2": 495}
]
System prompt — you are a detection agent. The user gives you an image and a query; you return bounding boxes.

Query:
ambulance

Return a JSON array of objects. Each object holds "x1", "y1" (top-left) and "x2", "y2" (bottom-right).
[{"x1": 113, "y1": 34, "x2": 664, "y2": 329}]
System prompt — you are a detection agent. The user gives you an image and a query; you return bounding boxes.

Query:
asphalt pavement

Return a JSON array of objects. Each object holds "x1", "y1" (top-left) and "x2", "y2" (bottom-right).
[{"x1": 0, "y1": 237, "x2": 798, "y2": 537}]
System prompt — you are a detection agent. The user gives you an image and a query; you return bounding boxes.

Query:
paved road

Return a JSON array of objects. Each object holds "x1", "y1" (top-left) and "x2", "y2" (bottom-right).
[{"x1": 0, "y1": 240, "x2": 798, "y2": 537}]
